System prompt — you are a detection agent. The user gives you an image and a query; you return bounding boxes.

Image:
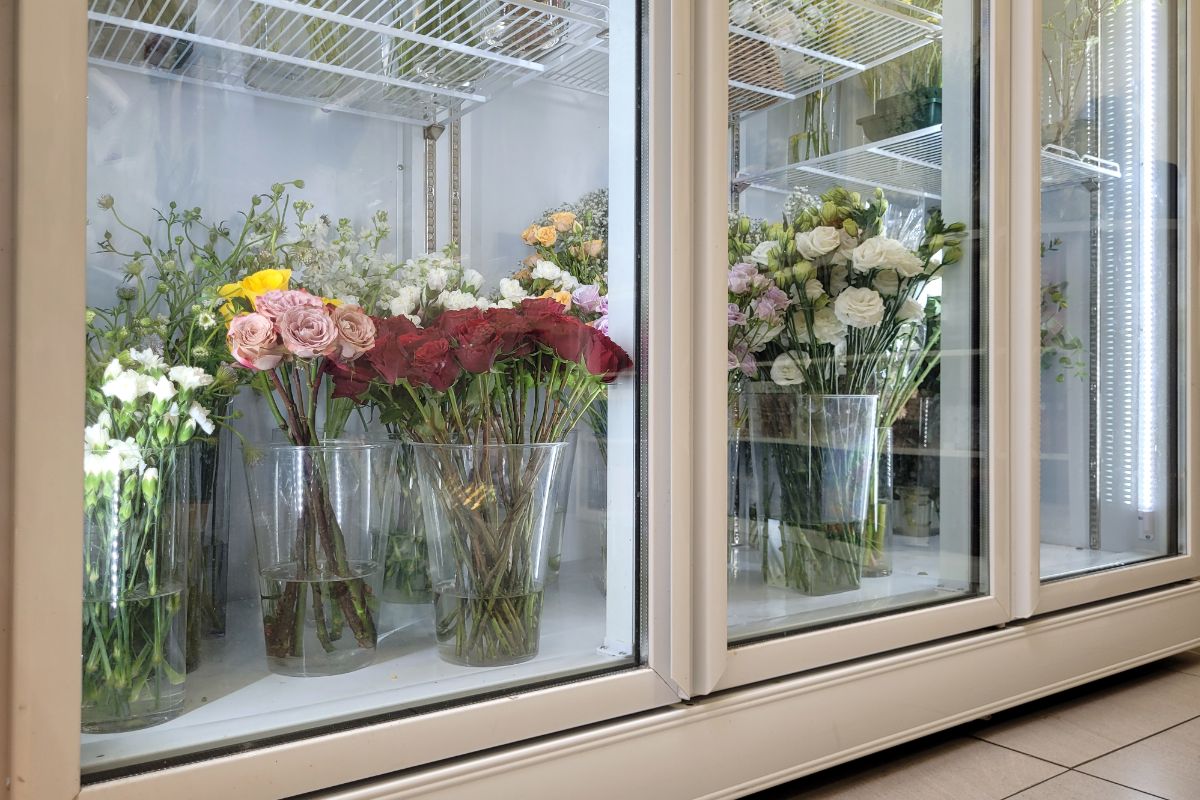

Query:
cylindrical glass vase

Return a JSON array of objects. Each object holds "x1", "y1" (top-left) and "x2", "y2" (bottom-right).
[
  {"x1": 546, "y1": 431, "x2": 580, "y2": 576},
  {"x1": 412, "y1": 442, "x2": 567, "y2": 667},
  {"x1": 242, "y1": 442, "x2": 390, "y2": 677},
  {"x1": 747, "y1": 393, "x2": 878, "y2": 596},
  {"x1": 863, "y1": 426, "x2": 894, "y2": 578},
  {"x1": 82, "y1": 444, "x2": 188, "y2": 733},
  {"x1": 184, "y1": 427, "x2": 231, "y2": 672},
  {"x1": 381, "y1": 446, "x2": 433, "y2": 605}
]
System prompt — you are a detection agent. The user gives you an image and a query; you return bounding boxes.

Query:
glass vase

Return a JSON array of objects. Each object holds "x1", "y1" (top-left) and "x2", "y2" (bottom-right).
[
  {"x1": 82, "y1": 444, "x2": 188, "y2": 733},
  {"x1": 862, "y1": 426, "x2": 894, "y2": 578},
  {"x1": 748, "y1": 392, "x2": 878, "y2": 595},
  {"x1": 243, "y1": 0, "x2": 360, "y2": 100},
  {"x1": 381, "y1": 447, "x2": 433, "y2": 605},
  {"x1": 389, "y1": 1, "x2": 487, "y2": 93},
  {"x1": 546, "y1": 431, "x2": 580, "y2": 576},
  {"x1": 242, "y1": 442, "x2": 390, "y2": 677},
  {"x1": 184, "y1": 425, "x2": 231, "y2": 672},
  {"x1": 412, "y1": 442, "x2": 568, "y2": 667}
]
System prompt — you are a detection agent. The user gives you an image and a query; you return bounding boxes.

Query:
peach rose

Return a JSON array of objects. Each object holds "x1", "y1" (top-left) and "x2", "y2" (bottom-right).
[
  {"x1": 583, "y1": 239, "x2": 604, "y2": 258},
  {"x1": 540, "y1": 289, "x2": 573, "y2": 309},
  {"x1": 331, "y1": 304, "x2": 376, "y2": 360},
  {"x1": 521, "y1": 224, "x2": 540, "y2": 246},
  {"x1": 535, "y1": 226, "x2": 558, "y2": 247},
  {"x1": 278, "y1": 305, "x2": 338, "y2": 359},
  {"x1": 550, "y1": 211, "x2": 576, "y2": 232},
  {"x1": 227, "y1": 313, "x2": 284, "y2": 371},
  {"x1": 253, "y1": 288, "x2": 323, "y2": 322}
]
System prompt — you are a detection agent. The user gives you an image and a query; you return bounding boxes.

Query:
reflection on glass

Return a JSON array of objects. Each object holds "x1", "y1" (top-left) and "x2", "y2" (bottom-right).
[
  {"x1": 1038, "y1": 0, "x2": 1184, "y2": 580},
  {"x1": 726, "y1": 0, "x2": 987, "y2": 642},
  {"x1": 81, "y1": 0, "x2": 637, "y2": 776}
]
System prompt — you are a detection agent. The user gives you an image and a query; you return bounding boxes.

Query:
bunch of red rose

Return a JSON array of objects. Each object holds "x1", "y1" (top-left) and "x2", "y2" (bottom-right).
[{"x1": 331, "y1": 297, "x2": 631, "y2": 400}]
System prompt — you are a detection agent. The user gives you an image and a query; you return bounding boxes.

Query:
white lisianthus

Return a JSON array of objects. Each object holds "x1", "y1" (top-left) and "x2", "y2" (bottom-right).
[
  {"x1": 928, "y1": 248, "x2": 945, "y2": 269},
  {"x1": 851, "y1": 236, "x2": 890, "y2": 272},
  {"x1": 129, "y1": 348, "x2": 166, "y2": 370},
  {"x1": 804, "y1": 278, "x2": 824, "y2": 302},
  {"x1": 749, "y1": 240, "x2": 778, "y2": 266},
  {"x1": 898, "y1": 298, "x2": 926, "y2": 323},
  {"x1": 532, "y1": 260, "x2": 562, "y2": 281},
  {"x1": 770, "y1": 352, "x2": 809, "y2": 386},
  {"x1": 461, "y1": 269, "x2": 484, "y2": 290},
  {"x1": 873, "y1": 268, "x2": 900, "y2": 297},
  {"x1": 558, "y1": 274, "x2": 579, "y2": 292},
  {"x1": 809, "y1": 306, "x2": 847, "y2": 345},
  {"x1": 831, "y1": 229, "x2": 857, "y2": 265},
  {"x1": 168, "y1": 365, "x2": 214, "y2": 391},
  {"x1": 834, "y1": 338, "x2": 848, "y2": 376},
  {"x1": 795, "y1": 226, "x2": 842, "y2": 260},
  {"x1": 437, "y1": 290, "x2": 479, "y2": 311},
  {"x1": 425, "y1": 267, "x2": 450, "y2": 291},
  {"x1": 101, "y1": 370, "x2": 141, "y2": 404},
  {"x1": 880, "y1": 239, "x2": 925, "y2": 277},
  {"x1": 188, "y1": 402, "x2": 215, "y2": 436},
  {"x1": 498, "y1": 278, "x2": 528, "y2": 302},
  {"x1": 834, "y1": 286, "x2": 886, "y2": 329},
  {"x1": 829, "y1": 264, "x2": 850, "y2": 296}
]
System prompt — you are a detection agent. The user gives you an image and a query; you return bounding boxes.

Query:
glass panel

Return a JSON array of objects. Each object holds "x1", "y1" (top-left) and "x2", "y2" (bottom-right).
[
  {"x1": 81, "y1": 0, "x2": 641, "y2": 776},
  {"x1": 1038, "y1": 0, "x2": 1185, "y2": 580},
  {"x1": 726, "y1": 1, "x2": 989, "y2": 643}
]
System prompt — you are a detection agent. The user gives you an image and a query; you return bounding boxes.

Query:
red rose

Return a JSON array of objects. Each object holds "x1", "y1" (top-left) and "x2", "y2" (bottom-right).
[
  {"x1": 529, "y1": 313, "x2": 591, "y2": 363},
  {"x1": 520, "y1": 297, "x2": 568, "y2": 319},
  {"x1": 408, "y1": 333, "x2": 461, "y2": 390},
  {"x1": 327, "y1": 359, "x2": 376, "y2": 401},
  {"x1": 584, "y1": 329, "x2": 633, "y2": 382},
  {"x1": 485, "y1": 307, "x2": 534, "y2": 355},
  {"x1": 374, "y1": 314, "x2": 420, "y2": 339},
  {"x1": 454, "y1": 318, "x2": 503, "y2": 374},
  {"x1": 435, "y1": 308, "x2": 485, "y2": 339},
  {"x1": 364, "y1": 331, "x2": 414, "y2": 384}
]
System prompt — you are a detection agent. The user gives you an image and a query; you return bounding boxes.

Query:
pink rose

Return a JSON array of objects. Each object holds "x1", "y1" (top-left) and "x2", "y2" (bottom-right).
[
  {"x1": 254, "y1": 289, "x2": 323, "y2": 322},
  {"x1": 227, "y1": 313, "x2": 284, "y2": 371},
  {"x1": 278, "y1": 305, "x2": 338, "y2": 359},
  {"x1": 331, "y1": 304, "x2": 376, "y2": 360}
]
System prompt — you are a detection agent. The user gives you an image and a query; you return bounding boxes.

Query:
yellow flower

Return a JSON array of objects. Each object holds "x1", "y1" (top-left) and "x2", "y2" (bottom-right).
[
  {"x1": 541, "y1": 289, "x2": 573, "y2": 309},
  {"x1": 549, "y1": 211, "x2": 576, "y2": 232},
  {"x1": 239, "y1": 268, "x2": 292, "y2": 303},
  {"x1": 521, "y1": 224, "x2": 540, "y2": 246},
  {"x1": 535, "y1": 226, "x2": 558, "y2": 247}
]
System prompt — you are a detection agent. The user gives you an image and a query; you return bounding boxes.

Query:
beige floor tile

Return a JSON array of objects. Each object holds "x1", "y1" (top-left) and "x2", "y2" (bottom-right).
[
  {"x1": 778, "y1": 738, "x2": 1063, "y2": 800},
  {"x1": 974, "y1": 667, "x2": 1200, "y2": 766},
  {"x1": 1160, "y1": 649, "x2": 1200, "y2": 678},
  {"x1": 1078, "y1": 716, "x2": 1200, "y2": 800},
  {"x1": 1007, "y1": 771, "x2": 1162, "y2": 799}
]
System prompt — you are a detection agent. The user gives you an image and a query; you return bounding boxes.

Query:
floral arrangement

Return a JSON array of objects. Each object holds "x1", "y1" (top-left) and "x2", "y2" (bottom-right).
[
  {"x1": 518, "y1": 200, "x2": 607, "y2": 296},
  {"x1": 82, "y1": 350, "x2": 215, "y2": 729}
]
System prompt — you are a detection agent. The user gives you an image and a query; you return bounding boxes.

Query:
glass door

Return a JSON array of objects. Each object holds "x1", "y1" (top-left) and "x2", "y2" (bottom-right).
[
  {"x1": 1036, "y1": 0, "x2": 1189, "y2": 584},
  {"x1": 75, "y1": 0, "x2": 674, "y2": 789},
  {"x1": 715, "y1": 0, "x2": 1006, "y2": 683}
]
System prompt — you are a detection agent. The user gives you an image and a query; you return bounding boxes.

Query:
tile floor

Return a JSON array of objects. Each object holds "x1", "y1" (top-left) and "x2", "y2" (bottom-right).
[{"x1": 751, "y1": 649, "x2": 1200, "y2": 799}]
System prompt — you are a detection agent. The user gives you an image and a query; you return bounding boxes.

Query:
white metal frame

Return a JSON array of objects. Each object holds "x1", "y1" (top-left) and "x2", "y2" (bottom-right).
[
  {"x1": 5, "y1": 1, "x2": 699, "y2": 798},
  {"x1": 1010, "y1": 0, "x2": 1200, "y2": 619}
]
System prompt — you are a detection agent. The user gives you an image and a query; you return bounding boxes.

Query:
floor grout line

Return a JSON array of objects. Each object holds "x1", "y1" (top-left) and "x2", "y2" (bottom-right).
[
  {"x1": 1066, "y1": 769, "x2": 1173, "y2": 800},
  {"x1": 1073, "y1": 711, "x2": 1200, "y2": 772}
]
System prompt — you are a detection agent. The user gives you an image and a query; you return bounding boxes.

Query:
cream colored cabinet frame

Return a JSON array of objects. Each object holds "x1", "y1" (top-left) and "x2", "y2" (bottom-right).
[
  {"x1": 1, "y1": 1, "x2": 706, "y2": 798},
  {"x1": 693, "y1": 2, "x2": 1014, "y2": 695},
  {"x1": 1009, "y1": 0, "x2": 1200, "y2": 620}
]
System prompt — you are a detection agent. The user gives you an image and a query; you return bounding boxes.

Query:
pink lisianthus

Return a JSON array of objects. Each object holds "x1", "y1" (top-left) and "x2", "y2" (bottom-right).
[
  {"x1": 590, "y1": 315, "x2": 610, "y2": 336},
  {"x1": 739, "y1": 350, "x2": 757, "y2": 378},
  {"x1": 253, "y1": 288, "x2": 323, "y2": 322},
  {"x1": 727, "y1": 263, "x2": 756, "y2": 294},
  {"x1": 227, "y1": 313, "x2": 285, "y2": 371},
  {"x1": 727, "y1": 303, "x2": 747, "y2": 327},
  {"x1": 279, "y1": 305, "x2": 339, "y2": 359},
  {"x1": 572, "y1": 284, "x2": 605, "y2": 314},
  {"x1": 331, "y1": 304, "x2": 376, "y2": 360}
]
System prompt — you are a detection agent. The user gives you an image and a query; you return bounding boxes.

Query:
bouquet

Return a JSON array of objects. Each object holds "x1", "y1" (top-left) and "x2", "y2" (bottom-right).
[
  {"x1": 82, "y1": 350, "x2": 215, "y2": 730},
  {"x1": 331, "y1": 298, "x2": 631, "y2": 665},
  {"x1": 225, "y1": 277, "x2": 383, "y2": 670}
]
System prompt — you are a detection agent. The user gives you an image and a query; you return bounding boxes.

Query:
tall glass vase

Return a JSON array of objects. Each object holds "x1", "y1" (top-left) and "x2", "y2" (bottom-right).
[
  {"x1": 546, "y1": 431, "x2": 580, "y2": 576},
  {"x1": 184, "y1": 424, "x2": 231, "y2": 672},
  {"x1": 413, "y1": 442, "x2": 567, "y2": 667},
  {"x1": 862, "y1": 426, "x2": 894, "y2": 577},
  {"x1": 381, "y1": 448, "x2": 433, "y2": 605},
  {"x1": 242, "y1": 442, "x2": 390, "y2": 677},
  {"x1": 748, "y1": 393, "x2": 877, "y2": 595},
  {"x1": 82, "y1": 444, "x2": 188, "y2": 733}
]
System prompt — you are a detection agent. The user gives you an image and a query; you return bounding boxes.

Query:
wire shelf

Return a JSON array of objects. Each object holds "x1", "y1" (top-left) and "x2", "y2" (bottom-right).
[
  {"x1": 736, "y1": 125, "x2": 1124, "y2": 201},
  {"x1": 537, "y1": 44, "x2": 608, "y2": 96},
  {"x1": 87, "y1": 0, "x2": 609, "y2": 124},
  {"x1": 728, "y1": 0, "x2": 942, "y2": 116}
]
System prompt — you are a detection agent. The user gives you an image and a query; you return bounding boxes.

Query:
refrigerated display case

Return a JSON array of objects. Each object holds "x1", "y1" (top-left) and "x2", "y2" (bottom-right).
[{"x1": 2, "y1": 1, "x2": 1199, "y2": 798}]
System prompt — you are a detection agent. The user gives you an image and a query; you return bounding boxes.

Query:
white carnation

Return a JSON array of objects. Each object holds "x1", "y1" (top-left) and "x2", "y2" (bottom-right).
[
  {"x1": 387, "y1": 285, "x2": 422, "y2": 317},
  {"x1": 148, "y1": 375, "x2": 177, "y2": 403},
  {"x1": 558, "y1": 274, "x2": 579, "y2": 291},
  {"x1": 499, "y1": 278, "x2": 528, "y2": 302},
  {"x1": 770, "y1": 351, "x2": 809, "y2": 386},
  {"x1": 425, "y1": 267, "x2": 450, "y2": 291},
  {"x1": 107, "y1": 437, "x2": 145, "y2": 472},
  {"x1": 128, "y1": 348, "x2": 166, "y2": 370},
  {"x1": 532, "y1": 260, "x2": 562, "y2": 281},
  {"x1": 188, "y1": 402, "x2": 215, "y2": 435},
  {"x1": 437, "y1": 290, "x2": 479, "y2": 311},
  {"x1": 168, "y1": 365, "x2": 214, "y2": 391},
  {"x1": 461, "y1": 268, "x2": 484, "y2": 290},
  {"x1": 834, "y1": 286, "x2": 886, "y2": 329},
  {"x1": 475, "y1": 297, "x2": 493, "y2": 310},
  {"x1": 103, "y1": 358, "x2": 124, "y2": 381},
  {"x1": 795, "y1": 226, "x2": 842, "y2": 260},
  {"x1": 101, "y1": 370, "x2": 141, "y2": 404}
]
